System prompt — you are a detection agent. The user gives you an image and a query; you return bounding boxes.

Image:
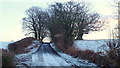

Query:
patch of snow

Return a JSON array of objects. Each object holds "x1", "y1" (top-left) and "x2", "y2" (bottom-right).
[
  {"x1": 16, "y1": 52, "x2": 31, "y2": 60},
  {"x1": 50, "y1": 43, "x2": 57, "y2": 49},
  {"x1": 15, "y1": 52, "x2": 32, "y2": 66},
  {"x1": 32, "y1": 52, "x2": 70, "y2": 66},
  {"x1": 58, "y1": 52, "x2": 97, "y2": 66},
  {"x1": 31, "y1": 43, "x2": 70, "y2": 66},
  {"x1": 74, "y1": 40, "x2": 109, "y2": 52},
  {"x1": 24, "y1": 40, "x2": 41, "y2": 54},
  {"x1": 15, "y1": 40, "x2": 42, "y2": 66},
  {"x1": 43, "y1": 53, "x2": 70, "y2": 66},
  {"x1": 32, "y1": 40, "x2": 41, "y2": 45}
]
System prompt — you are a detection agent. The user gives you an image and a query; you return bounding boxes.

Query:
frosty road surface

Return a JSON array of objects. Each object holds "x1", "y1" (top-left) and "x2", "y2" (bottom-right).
[{"x1": 31, "y1": 43, "x2": 70, "y2": 66}]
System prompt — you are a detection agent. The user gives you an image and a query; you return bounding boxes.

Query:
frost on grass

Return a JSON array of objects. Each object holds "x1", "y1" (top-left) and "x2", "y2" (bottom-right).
[
  {"x1": 58, "y1": 52, "x2": 97, "y2": 66},
  {"x1": 15, "y1": 40, "x2": 41, "y2": 66},
  {"x1": 24, "y1": 40, "x2": 41, "y2": 53},
  {"x1": 74, "y1": 40, "x2": 108, "y2": 52},
  {"x1": 15, "y1": 52, "x2": 32, "y2": 66}
]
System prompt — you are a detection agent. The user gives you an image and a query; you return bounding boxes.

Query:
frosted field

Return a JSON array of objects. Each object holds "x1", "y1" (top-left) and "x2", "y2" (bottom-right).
[
  {"x1": 74, "y1": 40, "x2": 108, "y2": 52},
  {"x1": 0, "y1": 40, "x2": 110, "y2": 52},
  {"x1": 0, "y1": 42, "x2": 13, "y2": 49}
]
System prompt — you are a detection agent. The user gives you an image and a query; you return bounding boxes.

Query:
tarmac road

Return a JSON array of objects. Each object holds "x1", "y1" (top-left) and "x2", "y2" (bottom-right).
[{"x1": 31, "y1": 43, "x2": 70, "y2": 66}]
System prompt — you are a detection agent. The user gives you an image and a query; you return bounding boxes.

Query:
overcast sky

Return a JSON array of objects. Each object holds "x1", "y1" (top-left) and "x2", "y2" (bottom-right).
[{"x1": 0, "y1": 0, "x2": 117, "y2": 41}]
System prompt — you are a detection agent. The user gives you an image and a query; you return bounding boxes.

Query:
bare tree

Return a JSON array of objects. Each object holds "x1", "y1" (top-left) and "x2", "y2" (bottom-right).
[
  {"x1": 48, "y1": 1, "x2": 101, "y2": 43},
  {"x1": 22, "y1": 6, "x2": 49, "y2": 41}
]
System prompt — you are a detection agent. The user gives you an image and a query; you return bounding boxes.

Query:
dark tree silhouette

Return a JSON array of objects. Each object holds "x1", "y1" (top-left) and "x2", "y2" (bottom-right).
[
  {"x1": 22, "y1": 6, "x2": 49, "y2": 41},
  {"x1": 47, "y1": 1, "x2": 102, "y2": 45}
]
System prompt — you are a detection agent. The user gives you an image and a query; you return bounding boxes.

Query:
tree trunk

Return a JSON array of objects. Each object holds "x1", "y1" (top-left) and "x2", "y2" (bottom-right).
[
  {"x1": 34, "y1": 30, "x2": 37, "y2": 39},
  {"x1": 38, "y1": 32, "x2": 41, "y2": 40},
  {"x1": 76, "y1": 32, "x2": 84, "y2": 40}
]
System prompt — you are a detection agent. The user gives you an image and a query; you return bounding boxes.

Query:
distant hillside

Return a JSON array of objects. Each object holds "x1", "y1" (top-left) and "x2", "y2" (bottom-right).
[{"x1": 0, "y1": 42, "x2": 13, "y2": 49}]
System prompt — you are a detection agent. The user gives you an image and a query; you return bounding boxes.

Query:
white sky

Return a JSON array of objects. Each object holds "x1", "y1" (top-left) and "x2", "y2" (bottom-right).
[{"x1": 0, "y1": 0, "x2": 118, "y2": 41}]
